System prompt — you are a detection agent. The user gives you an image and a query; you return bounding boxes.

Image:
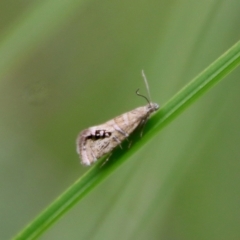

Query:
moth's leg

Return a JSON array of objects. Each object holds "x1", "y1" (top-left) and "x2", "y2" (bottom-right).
[
  {"x1": 124, "y1": 137, "x2": 131, "y2": 148},
  {"x1": 100, "y1": 153, "x2": 112, "y2": 167},
  {"x1": 114, "y1": 125, "x2": 129, "y2": 138},
  {"x1": 139, "y1": 118, "x2": 148, "y2": 137},
  {"x1": 128, "y1": 140, "x2": 132, "y2": 149},
  {"x1": 112, "y1": 136, "x2": 122, "y2": 149}
]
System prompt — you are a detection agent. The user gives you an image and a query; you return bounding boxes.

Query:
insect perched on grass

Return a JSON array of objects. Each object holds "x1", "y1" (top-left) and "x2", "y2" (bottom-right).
[{"x1": 76, "y1": 71, "x2": 159, "y2": 166}]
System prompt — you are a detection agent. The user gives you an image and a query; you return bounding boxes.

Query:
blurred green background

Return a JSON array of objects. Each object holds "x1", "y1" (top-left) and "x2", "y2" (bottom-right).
[{"x1": 0, "y1": 0, "x2": 240, "y2": 239}]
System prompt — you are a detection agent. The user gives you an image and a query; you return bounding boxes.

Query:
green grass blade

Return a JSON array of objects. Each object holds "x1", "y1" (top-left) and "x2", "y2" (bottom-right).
[
  {"x1": 151, "y1": 40, "x2": 240, "y2": 133},
  {"x1": 14, "y1": 40, "x2": 240, "y2": 240}
]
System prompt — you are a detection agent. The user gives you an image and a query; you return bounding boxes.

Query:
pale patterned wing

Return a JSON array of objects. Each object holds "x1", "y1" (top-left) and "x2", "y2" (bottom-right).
[
  {"x1": 108, "y1": 106, "x2": 148, "y2": 136},
  {"x1": 77, "y1": 124, "x2": 125, "y2": 166},
  {"x1": 77, "y1": 104, "x2": 159, "y2": 166},
  {"x1": 86, "y1": 119, "x2": 131, "y2": 160},
  {"x1": 87, "y1": 133, "x2": 118, "y2": 159}
]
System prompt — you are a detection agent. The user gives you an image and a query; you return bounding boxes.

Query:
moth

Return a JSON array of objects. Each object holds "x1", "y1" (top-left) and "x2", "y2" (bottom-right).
[{"x1": 76, "y1": 71, "x2": 159, "y2": 166}]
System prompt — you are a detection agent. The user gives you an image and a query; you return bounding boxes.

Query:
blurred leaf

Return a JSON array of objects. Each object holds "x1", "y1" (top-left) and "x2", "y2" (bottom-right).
[{"x1": 0, "y1": 0, "x2": 87, "y2": 79}]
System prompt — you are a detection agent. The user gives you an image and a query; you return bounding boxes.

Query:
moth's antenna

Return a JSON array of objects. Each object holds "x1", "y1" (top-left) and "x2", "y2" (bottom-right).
[
  {"x1": 136, "y1": 89, "x2": 150, "y2": 105},
  {"x1": 141, "y1": 70, "x2": 152, "y2": 103}
]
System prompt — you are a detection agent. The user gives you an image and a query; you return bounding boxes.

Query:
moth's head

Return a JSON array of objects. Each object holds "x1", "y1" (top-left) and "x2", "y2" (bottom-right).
[
  {"x1": 147, "y1": 102, "x2": 159, "y2": 113},
  {"x1": 136, "y1": 89, "x2": 159, "y2": 114}
]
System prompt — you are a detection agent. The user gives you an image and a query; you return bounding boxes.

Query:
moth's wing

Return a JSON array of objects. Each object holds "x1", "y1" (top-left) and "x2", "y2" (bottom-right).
[
  {"x1": 111, "y1": 106, "x2": 149, "y2": 136},
  {"x1": 77, "y1": 124, "x2": 120, "y2": 165},
  {"x1": 77, "y1": 129, "x2": 94, "y2": 165},
  {"x1": 77, "y1": 105, "x2": 155, "y2": 166},
  {"x1": 85, "y1": 115, "x2": 139, "y2": 164},
  {"x1": 91, "y1": 107, "x2": 149, "y2": 157},
  {"x1": 92, "y1": 108, "x2": 149, "y2": 155},
  {"x1": 88, "y1": 122, "x2": 123, "y2": 159}
]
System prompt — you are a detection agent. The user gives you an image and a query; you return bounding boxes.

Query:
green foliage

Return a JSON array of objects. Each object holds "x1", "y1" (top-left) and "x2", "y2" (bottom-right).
[{"x1": 1, "y1": 1, "x2": 240, "y2": 240}]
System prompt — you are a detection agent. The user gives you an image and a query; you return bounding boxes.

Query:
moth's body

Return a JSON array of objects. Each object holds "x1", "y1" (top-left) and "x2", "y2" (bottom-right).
[{"x1": 76, "y1": 102, "x2": 159, "y2": 166}]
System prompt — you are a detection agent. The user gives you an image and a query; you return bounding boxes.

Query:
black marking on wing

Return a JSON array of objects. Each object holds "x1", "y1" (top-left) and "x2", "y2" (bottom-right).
[{"x1": 87, "y1": 130, "x2": 112, "y2": 140}]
